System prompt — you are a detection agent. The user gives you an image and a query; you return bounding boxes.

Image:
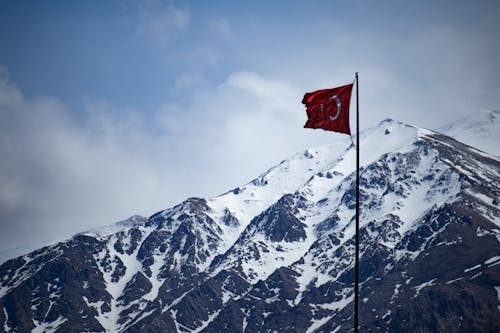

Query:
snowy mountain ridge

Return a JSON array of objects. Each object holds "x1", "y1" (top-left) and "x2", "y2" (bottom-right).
[
  {"x1": 439, "y1": 109, "x2": 500, "y2": 156},
  {"x1": 0, "y1": 109, "x2": 496, "y2": 265},
  {"x1": 0, "y1": 114, "x2": 499, "y2": 332}
]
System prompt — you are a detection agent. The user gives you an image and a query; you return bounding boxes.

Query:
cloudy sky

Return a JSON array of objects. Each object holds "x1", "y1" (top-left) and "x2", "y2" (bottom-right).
[{"x1": 0, "y1": 0, "x2": 499, "y2": 260}]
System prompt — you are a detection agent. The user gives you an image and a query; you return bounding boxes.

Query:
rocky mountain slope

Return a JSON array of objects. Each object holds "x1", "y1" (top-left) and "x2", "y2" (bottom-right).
[{"x1": 0, "y1": 117, "x2": 499, "y2": 332}]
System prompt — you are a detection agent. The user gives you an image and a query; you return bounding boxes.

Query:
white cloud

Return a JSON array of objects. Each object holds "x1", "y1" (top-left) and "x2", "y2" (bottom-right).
[
  {"x1": 129, "y1": 1, "x2": 190, "y2": 45},
  {"x1": 225, "y1": 71, "x2": 298, "y2": 111},
  {"x1": 0, "y1": 68, "x2": 334, "y2": 258},
  {"x1": 154, "y1": 70, "x2": 347, "y2": 197},
  {"x1": 186, "y1": 43, "x2": 223, "y2": 68},
  {"x1": 173, "y1": 72, "x2": 208, "y2": 93},
  {"x1": 0, "y1": 66, "x2": 22, "y2": 106},
  {"x1": 0, "y1": 74, "x2": 184, "y2": 253},
  {"x1": 208, "y1": 18, "x2": 234, "y2": 41}
]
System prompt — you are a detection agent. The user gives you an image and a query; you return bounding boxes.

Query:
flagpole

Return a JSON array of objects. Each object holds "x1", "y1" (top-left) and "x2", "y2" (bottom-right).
[
  {"x1": 354, "y1": 72, "x2": 360, "y2": 333},
  {"x1": 301, "y1": 75, "x2": 360, "y2": 332}
]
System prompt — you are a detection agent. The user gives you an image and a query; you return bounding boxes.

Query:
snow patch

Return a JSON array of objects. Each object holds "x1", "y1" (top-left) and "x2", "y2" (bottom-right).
[
  {"x1": 32, "y1": 315, "x2": 67, "y2": 333},
  {"x1": 142, "y1": 254, "x2": 165, "y2": 302},
  {"x1": 413, "y1": 278, "x2": 438, "y2": 298},
  {"x1": 446, "y1": 277, "x2": 463, "y2": 284},
  {"x1": 3, "y1": 307, "x2": 11, "y2": 332},
  {"x1": 495, "y1": 286, "x2": 500, "y2": 310},
  {"x1": 391, "y1": 284, "x2": 402, "y2": 303},
  {"x1": 80, "y1": 215, "x2": 147, "y2": 238},
  {"x1": 192, "y1": 310, "x2": 221, "y2": 333},
  {"x1": 485, "y1": 256, "x2": 500, "y2": 266},
  {"x1": 476, "y1": 226, "x2": 492, "y2": 237},
  {"x1": 464, "y1": 264, "x2": 481, "y2": 273},
  {"x1": 382, "y1": 309, "x2": 391, "y2": 320}
]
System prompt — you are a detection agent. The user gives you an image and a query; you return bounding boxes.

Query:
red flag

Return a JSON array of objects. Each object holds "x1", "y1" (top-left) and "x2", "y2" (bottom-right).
[{"x1": 303, "y1": 83, "x2": 353, "y2": 135}]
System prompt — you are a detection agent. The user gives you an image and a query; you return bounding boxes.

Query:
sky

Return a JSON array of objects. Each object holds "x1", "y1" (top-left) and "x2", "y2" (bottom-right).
[{"x1": 0, "y1": 0, "x2": 499, "y2": 260}]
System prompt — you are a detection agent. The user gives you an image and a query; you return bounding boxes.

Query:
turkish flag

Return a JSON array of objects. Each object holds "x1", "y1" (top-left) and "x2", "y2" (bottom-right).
[{"x1": 303, "y1": 83, "x2": 353, "y2": 135}]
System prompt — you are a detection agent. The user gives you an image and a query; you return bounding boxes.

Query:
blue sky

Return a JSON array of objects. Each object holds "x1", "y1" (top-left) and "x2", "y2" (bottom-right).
[{"x1": 0, "y1": 0, "x2": 499, "y2": 259}]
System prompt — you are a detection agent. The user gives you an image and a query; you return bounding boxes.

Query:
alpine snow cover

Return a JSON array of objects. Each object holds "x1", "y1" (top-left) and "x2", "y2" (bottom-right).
[{"x1": 0, "y1": 110, "x2": 499, "y2": 332}]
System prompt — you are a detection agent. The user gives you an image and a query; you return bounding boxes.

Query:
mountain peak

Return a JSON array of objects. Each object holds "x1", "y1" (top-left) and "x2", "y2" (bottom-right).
[
  {"x1": 1, "y1": 114, "x2": 499, "y2": 332},
  {"x1": 438, "y1": 109, "x2": 500, "y2": 156},
  {"x1": 379, "y1": 117, "x2": 398, "y2": 125}
]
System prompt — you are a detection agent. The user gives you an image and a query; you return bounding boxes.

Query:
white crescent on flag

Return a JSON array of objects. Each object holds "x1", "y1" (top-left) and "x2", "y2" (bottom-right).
[
  {"x1": 329, "y1": 95, "x2": 342, "y2": 121},
  {"x1": 320, "y1": 95, "x2": 342, "y2": 121}
]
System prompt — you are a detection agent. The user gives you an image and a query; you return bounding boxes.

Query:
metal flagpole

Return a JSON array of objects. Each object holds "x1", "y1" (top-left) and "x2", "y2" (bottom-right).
[
  {"x1": 354, "y1": 72, "x2": 360, "y2": 333},
  {"x1": 301, "y1": 75, "x2": 360, "y2": 331}
]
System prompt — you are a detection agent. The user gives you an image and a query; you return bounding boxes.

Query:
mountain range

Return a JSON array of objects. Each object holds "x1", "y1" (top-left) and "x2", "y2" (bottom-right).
[{"x1": 0, "y1": 110, "x2": 499, "y2": 332}]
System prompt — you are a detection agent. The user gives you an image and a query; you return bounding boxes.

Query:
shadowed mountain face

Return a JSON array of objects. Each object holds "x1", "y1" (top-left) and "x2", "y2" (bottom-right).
[{"x1": 1, "y1": 118, "x2": 499, "y2": 332}]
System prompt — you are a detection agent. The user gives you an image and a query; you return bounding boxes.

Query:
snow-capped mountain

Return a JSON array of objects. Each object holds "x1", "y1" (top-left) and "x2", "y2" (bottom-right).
[
  {"x1": 439, "y1": 109, "x2": 500, "y2": 156},
  {"x1": 0, "y1": 118, "x2": 499, "y2": 332}
]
